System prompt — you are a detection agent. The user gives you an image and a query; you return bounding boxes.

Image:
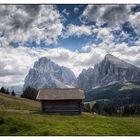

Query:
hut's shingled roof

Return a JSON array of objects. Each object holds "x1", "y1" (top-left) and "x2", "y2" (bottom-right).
[{"x1": 36, "y1": 88, "x2": 85, "y2": 100}]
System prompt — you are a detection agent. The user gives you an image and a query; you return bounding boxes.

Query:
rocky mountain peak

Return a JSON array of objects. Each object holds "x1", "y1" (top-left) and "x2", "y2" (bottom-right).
[
  {"x1": 103, "y1": 54, "x2": 132, "y2": 68},
  {"x1": 77, "y1": 54, "x2": 140, "y2": 91},
  {"x1": 24, "y1": 57, "x2": 76, "y2": 89}
]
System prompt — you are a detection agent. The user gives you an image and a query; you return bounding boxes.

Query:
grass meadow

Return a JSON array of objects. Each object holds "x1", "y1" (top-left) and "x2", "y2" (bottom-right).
[{"x1": 0, "y1": 92, "x2": 140, "y2": 136}]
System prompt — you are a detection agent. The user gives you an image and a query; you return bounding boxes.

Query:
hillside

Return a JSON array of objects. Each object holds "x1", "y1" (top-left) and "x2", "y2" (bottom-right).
[
  {"x1": 0, "y1": 92, "x2": 40, "y2": 111},
  {"x1": 0, "y1": 92, "x2": 140, "y2": 136},
  {"x1": 85, "y1": 81, "x2": 140, "y2": 105}
]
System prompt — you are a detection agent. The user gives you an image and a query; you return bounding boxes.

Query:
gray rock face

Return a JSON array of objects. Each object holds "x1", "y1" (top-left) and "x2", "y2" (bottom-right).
[
  {"x1": 77, "y1": 54, "x2": 140, "y2": 90},
  {"x1": 24, "y1": 57, "x2": 76, "y2": 89}
]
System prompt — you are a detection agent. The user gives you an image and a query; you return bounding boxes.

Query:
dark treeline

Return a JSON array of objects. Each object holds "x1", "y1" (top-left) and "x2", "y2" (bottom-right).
[
  {"x1": 0, "y1": 87, "x2": 16, "y2": 96},
  {"x1": 84, "y1": 82, "x2": 140, "y2": 116},
  {"x1": 21, "y1": 86, "x2": 38, "y2": 100},
  {"x1": 0, "y1": 86, "x2": 38, "y2": 100},
  {"x1": 83, "y1": 102, "x2": 140, "y2": 116}
]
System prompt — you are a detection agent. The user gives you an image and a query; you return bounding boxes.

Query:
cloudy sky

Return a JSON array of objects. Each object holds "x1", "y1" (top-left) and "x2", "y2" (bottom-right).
[{"x1": 1, "y1": 4, "x2": 140, "y2": 87}]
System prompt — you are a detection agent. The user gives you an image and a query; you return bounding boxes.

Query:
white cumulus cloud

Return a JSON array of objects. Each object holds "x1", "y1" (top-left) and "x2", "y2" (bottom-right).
[
  {"x1": 63, "y1": 24, "x2": 96, "y2": 38},
  {"x1": 0, "y1": 5, "x2": 64, "y2": 46},
  {"x1": 129, "y1": 12, "x2": 140, "y2": 35},
  {"x1": 80, "y1": 5, "x2": 131, "y2": 26},
  {"x1": 97, "y1": 27, "x2": 114, "y2": 44}
]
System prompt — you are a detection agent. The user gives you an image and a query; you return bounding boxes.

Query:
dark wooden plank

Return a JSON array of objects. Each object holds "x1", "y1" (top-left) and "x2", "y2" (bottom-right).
[{"x1": 41, "y1": 99, "x2": 82, "y2": 115}]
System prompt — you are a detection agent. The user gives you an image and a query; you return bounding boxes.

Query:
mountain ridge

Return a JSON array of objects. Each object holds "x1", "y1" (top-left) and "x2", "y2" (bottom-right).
[
  {"x1": 77, "y1": 54, "x2": 140, "y2": 91},
  {"x1": 24, "y1": 57, "x2": 76, "y2": 90},
  {"x1": 23, "y1": 54, "x2": 140, "y2": 92}
]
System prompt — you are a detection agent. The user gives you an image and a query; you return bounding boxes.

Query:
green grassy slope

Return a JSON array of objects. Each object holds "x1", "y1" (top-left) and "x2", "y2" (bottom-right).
[
  {"x1": 0, "y1": 111, "x2": 140, "y2": 136},
  {"x1": 0, "y1": 92, "x2": 140, "y2": 136},
  {"x1": 0, "y1": 92, "x2": 40, "y2": 111}
]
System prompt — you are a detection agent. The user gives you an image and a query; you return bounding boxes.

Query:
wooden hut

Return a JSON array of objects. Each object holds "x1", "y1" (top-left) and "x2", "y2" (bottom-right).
[{"x1": 36, "y1": 88, "x2": 85, "y2": 115}]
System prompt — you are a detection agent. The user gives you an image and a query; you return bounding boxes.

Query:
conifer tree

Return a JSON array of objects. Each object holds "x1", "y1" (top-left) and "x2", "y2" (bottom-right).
[{"x1": 11, "y1": 90, "x2": 16, "y2": 96}]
